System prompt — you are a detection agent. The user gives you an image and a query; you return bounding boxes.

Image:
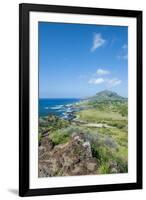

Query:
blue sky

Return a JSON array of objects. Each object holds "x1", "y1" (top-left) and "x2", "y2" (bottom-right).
[{"x1": 39, "y1": 22, "x2": 128, "y2": 98}]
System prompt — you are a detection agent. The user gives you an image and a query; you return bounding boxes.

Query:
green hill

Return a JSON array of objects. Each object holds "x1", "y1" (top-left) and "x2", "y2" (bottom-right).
[{"x1": 87, "y1": 90, "x2": 127, "y2": 102}]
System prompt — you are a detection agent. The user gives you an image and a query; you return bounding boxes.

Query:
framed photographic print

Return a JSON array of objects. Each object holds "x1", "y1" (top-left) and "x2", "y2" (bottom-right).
[{"x1": 19, "y1": 3, "x2": 142, "y2": 197}]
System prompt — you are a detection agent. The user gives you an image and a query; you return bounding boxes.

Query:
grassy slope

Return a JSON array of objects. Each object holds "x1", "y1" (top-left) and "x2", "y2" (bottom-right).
[
  {"x1": 77, "y1": 109, "x2": 126, "y2": 122},
  {"x1": 74, "y1": 100, "x2": 128, "y2": 174}
]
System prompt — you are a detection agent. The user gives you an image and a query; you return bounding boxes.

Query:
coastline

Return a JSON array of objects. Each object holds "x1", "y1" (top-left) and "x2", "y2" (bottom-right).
[{"x1": 39, "y1": 98, "x2": 82, "y2": 118}]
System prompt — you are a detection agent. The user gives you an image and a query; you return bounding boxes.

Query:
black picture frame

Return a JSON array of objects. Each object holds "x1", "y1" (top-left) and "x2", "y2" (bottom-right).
[{"x1": 19, "y1": 3, "x2": 143, "y2": 197}]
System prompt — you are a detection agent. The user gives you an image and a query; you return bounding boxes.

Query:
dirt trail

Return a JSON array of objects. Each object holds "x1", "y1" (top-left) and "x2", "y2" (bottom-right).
[
  {"x1": 81, "y1": 123, "x2": 112, "y2": 128},
  {"x1": 72, "y1": 119, "x2": 113, "y2": 128}
]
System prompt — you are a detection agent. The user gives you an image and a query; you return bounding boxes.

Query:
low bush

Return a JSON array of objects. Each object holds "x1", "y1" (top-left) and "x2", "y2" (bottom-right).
[
  {"x1": 98, "y1": 163, "x2": 110, "y2": 174},
  {"x1": 91, "y1": 139, "x2": 128, "y2": 174},
  {"x1": 49, "y1": 130, "x2": 70, "y2": 145}
]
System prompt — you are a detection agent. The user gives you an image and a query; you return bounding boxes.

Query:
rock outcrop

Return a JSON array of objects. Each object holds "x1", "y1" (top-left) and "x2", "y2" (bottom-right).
[{"x1": 39, "y1": 133, "x2": 98, "y2": 177}]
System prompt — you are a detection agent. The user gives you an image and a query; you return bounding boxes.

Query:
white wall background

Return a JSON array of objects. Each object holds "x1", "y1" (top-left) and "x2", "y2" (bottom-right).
[{"x1": 0, "y1": 0, "x2": 145, "y2": 199}]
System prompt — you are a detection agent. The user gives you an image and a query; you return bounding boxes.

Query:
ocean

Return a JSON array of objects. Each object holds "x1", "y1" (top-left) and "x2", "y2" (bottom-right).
[{"x1": 39, "y1": 98, "x2": 81, "y2": 118}]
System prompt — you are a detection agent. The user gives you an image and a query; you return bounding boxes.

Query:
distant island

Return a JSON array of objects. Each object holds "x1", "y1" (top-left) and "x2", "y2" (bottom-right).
[{"x1": 38, "y1": 90, "x2": 128, "y2": 177}]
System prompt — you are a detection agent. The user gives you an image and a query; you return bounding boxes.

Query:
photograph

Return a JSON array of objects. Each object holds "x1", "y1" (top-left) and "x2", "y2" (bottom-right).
[
  {"x1": 38, "y1": 22, "x2": 128, "y2": 177},
  {"x1": 19, "y1": 3, "x2": 142, "y2": 196}
]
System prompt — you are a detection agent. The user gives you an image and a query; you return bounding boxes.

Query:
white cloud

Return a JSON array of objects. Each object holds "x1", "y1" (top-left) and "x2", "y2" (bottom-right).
[
  {"x1": 88, "y1": 77, "x2": 121, "y2": 87},
  {"x1": 96, "y1": 69, "x2": 110, "y2": 75},
  {"x1": 88, "y1": 68, "x2": 121, "y2": 87},
  {"x1": 88, "y1": 78, "x2": 105, "y2": 85},
  {"x1": 107, "y1": 78, "x2": 122, "y2": 87},
  {"x1": 91, "y1": 33, "x2": 106, "y2": 52}
]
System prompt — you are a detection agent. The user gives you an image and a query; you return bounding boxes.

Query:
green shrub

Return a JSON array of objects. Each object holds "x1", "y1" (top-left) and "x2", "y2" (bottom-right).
[
  {"x1": 116, "y1": 157, "x2": 128, "y2": 172},
  {"x1": 91, "y1": 139, "x2": 128, "y2": 174},
  {"x1": 39, "y1": 115, "x2": 70, "y2": 135},
  {"x1": 98, "y1": 163, "x2": 110, "y2": 174},
  {"x1": 91, "y1": 144, "x2": 112, "y2": 163},
  {"x1": 49, "y1": 130, "x2": 70, "y2": 145}
]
